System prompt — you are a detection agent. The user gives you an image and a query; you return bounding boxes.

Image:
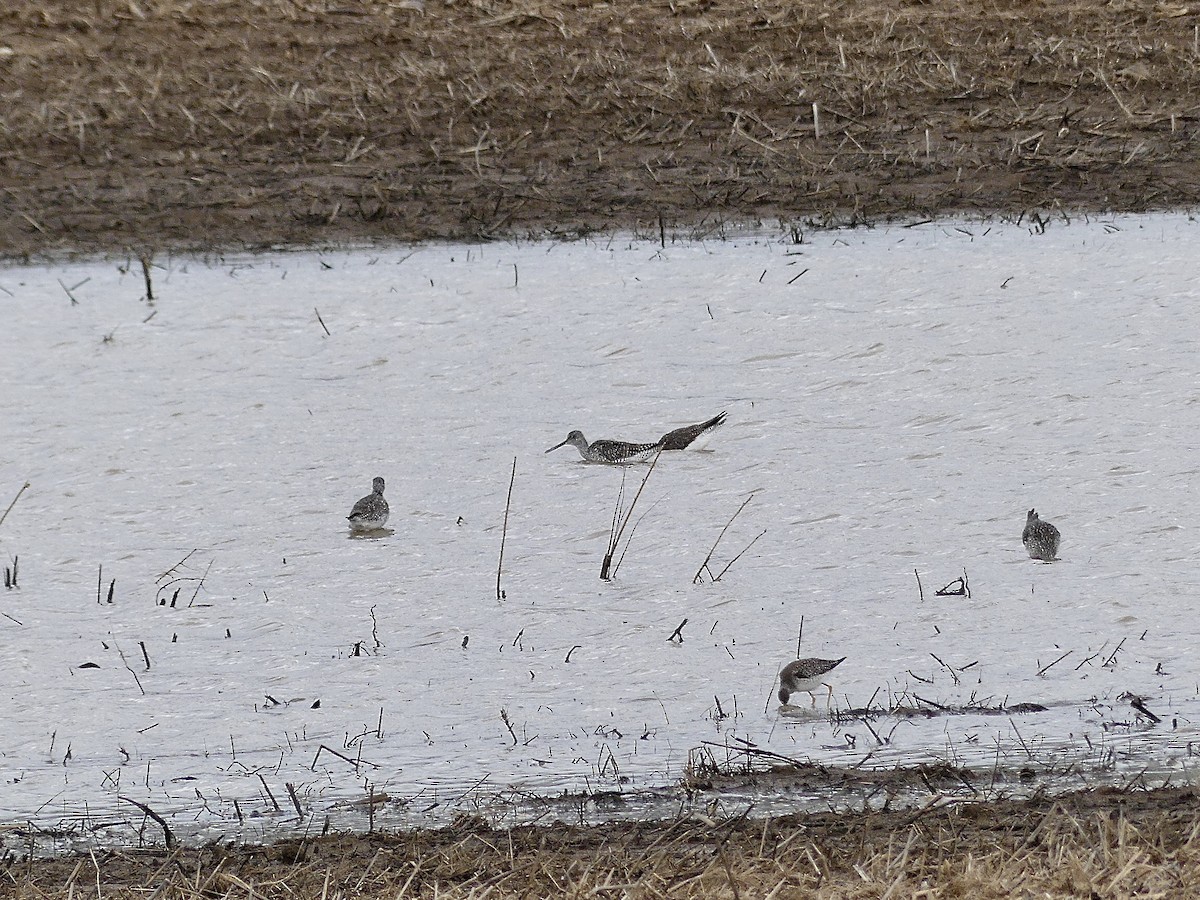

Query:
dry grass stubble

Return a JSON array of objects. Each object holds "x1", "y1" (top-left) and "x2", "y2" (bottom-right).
[
  {"x1": 2, "y1": 0, "x2": 1199, "y2": 257},
  {"x1": 5, "y1": 787, "x2": 1200, "y2": 898}
]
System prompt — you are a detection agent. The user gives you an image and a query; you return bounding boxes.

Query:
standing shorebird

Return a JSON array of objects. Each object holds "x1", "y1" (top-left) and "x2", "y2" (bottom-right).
[
  {"x1": 347, "y1": 477, "x2": 389, "y2": 532},
  {"x1": 658, "y1": 411, "x2": 727, "y2": 451},
  {"x1": 778, "y1": 657, "x2": 845, "y2": 707},
  {"x1": 545, "y1": 430, "x2": 661, "y2": 464},
  {"x1": 1022, "y1": 508, "x2": 1060, "y2": 561}
]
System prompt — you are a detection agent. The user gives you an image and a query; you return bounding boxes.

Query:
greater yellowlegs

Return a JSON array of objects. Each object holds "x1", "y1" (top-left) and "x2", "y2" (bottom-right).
[
  {"x1": 545, "y1": 430, "x2": 661, "y2": 464},
  {"x1": 547, "y1": 412, "x2": 728, "y2": 464},
  {"x1": 348, "y1": 477, "x2": 389, "y2": 531},
  {"x1": 658, "y1": 411, "x2": 727, "y2": 451},
  {"x1": 778, "y1": 657, "x2": 845, "y2": 707},
  {"x1": 1022, "y1": 508, "x2": 1060, "y2": 561}
]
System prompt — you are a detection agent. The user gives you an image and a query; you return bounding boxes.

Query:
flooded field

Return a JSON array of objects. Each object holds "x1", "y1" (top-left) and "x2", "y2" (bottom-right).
[{"x1": 2, "y1": 215, "x2": 1199, "y2": 851}]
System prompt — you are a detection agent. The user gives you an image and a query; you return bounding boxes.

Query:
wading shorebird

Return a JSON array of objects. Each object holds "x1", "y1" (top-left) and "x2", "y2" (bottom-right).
[
  {"x1": 658, "y1": 410, "x2": 727, "y2": 451},
  {"x1": 1022, "y1": 508, "x2": 1060, "y2": 561},
  {"x1": 347, "y1": 477, "x2": 389, "y2": 532},
  {"x1": 778, "y1": 657, "x2": 846, "y2": 708},
  {"x1": 544, "y1": 431, "x2": 661, "y2": 464},
  {"x1": 547, "y1": 412, "x2": 728, "y2": 464}
]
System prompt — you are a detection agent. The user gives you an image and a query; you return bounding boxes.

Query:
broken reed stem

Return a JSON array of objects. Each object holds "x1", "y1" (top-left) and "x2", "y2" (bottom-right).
[
  {"x1": 258, "y1": 774, "x2": 281, "y2": 811},
  {"x1": 1103, "y1": 636, "x2": 1127, "y2": 668},
  {"x1": 929, "y1": 652, "x2": 960, "y2": 686},
  {"x1": 500, "y1": 708, "x2": 518, "y2": 745},
  {"x1": 114, "y1": 640, "x2": 146, "y2": 695},
  {"x1": 496, "y1": 457, "x2": 516, "y2": 600},
  {"x1": 796, "y1": 615, "x2": 804, "y2": 657},
  {"x1": 1036, "y1": 649, "x2": 1072, "y2": 676},
  {"x1": 117, "y1": 796, "x2": 175, "y2": 848},
  {"x1": 693, "y1": 493, "x2": 754, "y2": 583},
  {"x1": 285, "y1": 782, "x2": 304, "y2": 820},
  {"x1": 155, "y1": 548, "x2": 197, "y2": 584},
  {"x1": 1009, "y1": 718, "x2": 1033, "y2": 759},
  {"x1": 667, "y1": 618, "x2": 687, "y2": 642},
  {"x1": 601, "y1": 450, "x2": 662, "y2": 580},
  {"x1": 188, "y1": 558, "x2": 213, "y2": 607},
  {"x1": 711, "y1": 528, "x2": 766, "y2": 581},
  {"x1": 312, "y1": 743, "x2": 380, "y2": 771},
  {"x1": 139, "y1": 253, "x2": 154, "y2": 302},
  {"x1": 601, "y1": 470, "x2": 627, "y2": 580},
  {"x1": 0, "y1": 481, "x2": 30, "y2": 528},
  {"x1": 314, "y1": 306, "x2": 331, "y2": 336},
  {"x1": 614, "y1": 497, "x2": 664, "y2": 574},
  {"x1": 96, "y1": 564, "x2": 103, "y2": 605},
  {"x1": 914, "y1": 569, "x2": 924, "y2": 602}
]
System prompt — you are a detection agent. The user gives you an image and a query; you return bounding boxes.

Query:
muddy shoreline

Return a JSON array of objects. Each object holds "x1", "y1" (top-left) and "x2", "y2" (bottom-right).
[
  {"x1": 8, "y1": 785, "x2": 1200, "y2": 898},
  {"x1": 4, "y1": 0, "x2": 1200, "y2": 260}
]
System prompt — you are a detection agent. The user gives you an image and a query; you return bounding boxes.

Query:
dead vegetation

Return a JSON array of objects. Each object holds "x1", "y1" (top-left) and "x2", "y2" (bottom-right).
[
  {"x1": 7, "y1": 787, "x2": 1200, "y2": 898},
  {"x1": 2, "y1": 0, "x2": 1199, "y2": 257}
]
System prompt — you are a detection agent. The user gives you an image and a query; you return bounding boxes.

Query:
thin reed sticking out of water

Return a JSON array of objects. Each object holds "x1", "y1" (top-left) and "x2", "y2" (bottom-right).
[
  {"x1": 496, "y1": 457, "x2": 516, "y2": 600},
  {"x1": 139, "y1": 253, "x2": 155, "y2": 303},
  {"x1": 693, "y1": 494, "x2": 759, "y2": 583},
  {"x1": 0, "y1": 481, "x2": 29, "y2": 528},
  {"x1": 600, "y1": 450, "x2": 661, "y2": 581}
]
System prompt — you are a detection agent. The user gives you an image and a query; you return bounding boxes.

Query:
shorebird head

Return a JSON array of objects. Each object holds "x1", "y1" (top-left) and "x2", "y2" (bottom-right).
[
  {"x1": 546, "y1": 430, "x2": 587, "y2": 454},
  {"x1": 372, "y1": 477, "x2": 386, "y2": 494},
  {"x1": 777, "y1": 685, "x2": 792, "y2": 705}
]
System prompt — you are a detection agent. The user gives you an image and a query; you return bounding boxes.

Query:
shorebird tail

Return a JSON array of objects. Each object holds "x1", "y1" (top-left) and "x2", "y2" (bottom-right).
[{"x1": 659, "y1": 410, "x2": 727, "y2": 451}]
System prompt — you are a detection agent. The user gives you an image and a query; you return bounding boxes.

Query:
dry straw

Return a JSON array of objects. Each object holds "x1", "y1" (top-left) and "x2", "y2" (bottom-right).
[
  {"x1": 2, "y1": 0, "x2": 1199, "y2": 257},
  {"x1": 10, "y1": 787, "x2": 1200, "y2": 898}
]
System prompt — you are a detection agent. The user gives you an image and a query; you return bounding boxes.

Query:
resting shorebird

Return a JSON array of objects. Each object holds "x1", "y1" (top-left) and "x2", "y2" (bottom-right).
[
  {"x1": 778, "y1": 657, "x2": 845, "y2": 707},
  {"x1": 347, "y1": 477, "x2": 389, "y2": 532},
  {"x1": 1022, "y1": 508, "x2": 1060, "y2": 561},
  {"x1": 658, "y1": 411, "x2": 727, "y2": 451}
]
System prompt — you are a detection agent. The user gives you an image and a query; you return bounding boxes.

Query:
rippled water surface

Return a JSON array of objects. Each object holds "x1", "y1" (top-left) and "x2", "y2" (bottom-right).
[{"x1": 2, "y1": 216, "x2": 1199, "y2": 847}]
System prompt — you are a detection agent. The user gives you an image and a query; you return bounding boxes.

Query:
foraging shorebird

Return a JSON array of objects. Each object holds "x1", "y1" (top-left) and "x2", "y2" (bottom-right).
[
  {"x1": 1022, "y1": 508, "x2": 1060, "y2": 561},
  {"x1": 545, "y1": 430, "x2": 662, "y2": 464},
  {"x1": 778, "y1": 657, "x2": 845, "y2": 707},
  {"x1": 547, "y1": 412, "x2": 728, "y2": 464},
  {"x1": 347, "y1": 477, "x2": 389, "y2": 531},
  {"x1": 658, "y1": 411, "x2": 727, "y2": 451}
]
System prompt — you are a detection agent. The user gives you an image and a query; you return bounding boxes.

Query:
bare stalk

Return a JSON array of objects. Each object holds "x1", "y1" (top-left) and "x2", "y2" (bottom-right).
[
  {"x1": 693, "y1": 493, "x2": 755, "y2": 583},
  {"x1": 496, "y1": 457, "x2": 516, "y2": 600},
  {"x1": 0, "y1": 482, "x2": 30, "y2": 528},
  {"x1": 601, "y1": 450, "x2": 661, "y2": 580}
]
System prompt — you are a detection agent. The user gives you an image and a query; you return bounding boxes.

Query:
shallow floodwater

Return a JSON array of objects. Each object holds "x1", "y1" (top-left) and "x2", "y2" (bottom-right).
[{"x1": 2, "y1": 216, "x2": 1199, "y2": 848}]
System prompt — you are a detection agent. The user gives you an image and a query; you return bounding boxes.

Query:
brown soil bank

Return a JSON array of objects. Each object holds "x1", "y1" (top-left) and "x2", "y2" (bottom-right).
[
  {"x1": 7, "y1": 787, "x2": 1200, "y2": 898},
  {"x1": 3, "y1": 0, "x2": 1199, "y2": 259}
]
